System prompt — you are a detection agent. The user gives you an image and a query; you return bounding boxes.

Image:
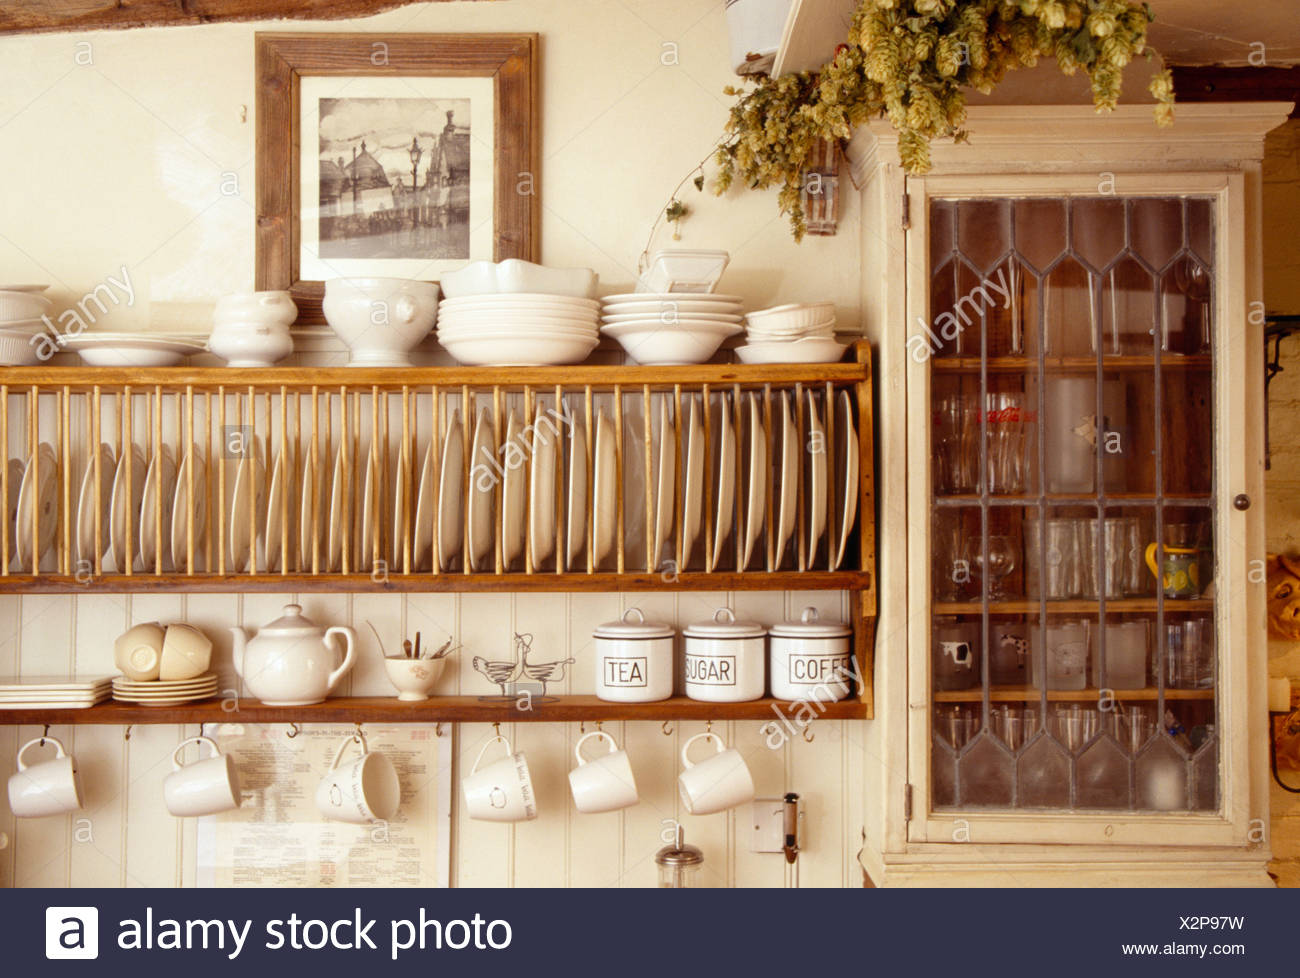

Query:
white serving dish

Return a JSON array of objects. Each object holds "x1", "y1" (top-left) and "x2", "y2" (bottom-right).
[
  {"x1": 207, "y1": 320, "x2": 293, "y2": 367},
  {"x1": 439, "y1": 333, "x2": 598, "y2": 366},
  {"x1": 213, "y1": 291, "x2": 298, "y2": 327},
  {"x1": 0, "y1": 290, "x2": 52, "y2": 322},
  {"x1": 63, "y1": 333, "x2": 207, "y2": 367},
  {"x1": 637, "y1": 249, "x2": 731, "y2": 294},
  {"x1": 593, "y1": 608, "x2": 675, "y2": 703},
  {"x1": 745, "y1": 302, "x2": 836, "y2": 330},
  {"x1": 323, "y1": 277, "x2": 439, "y2": 367},
  {"x1": 736, "y1": 337, "x2": 848, "y2": 364},
  {"x1": 439, "y1": 293, "x2": 600, "y2": 312},
  {"x1": 0, "y1": 328, "x2": 42, "y2": 366},
  {"x1": 746, "y1": 317, "x2": 837, "y2": 339},
  {"x1": 603, "y1": 311, "x2": 743, "y2": 325},
  {"x1": 437, "y1": 309, "x2": 599, "y2": 329},
  {"x1": 600, "y1": 320, "x2": 740, "y2": 365},
  {"x1": 683, "y1": 608, "x2": 766, "y2": 702},
  {"x1": 768, "y1": 607, "x2": 852, "y2": 703},
  {"x1": 440, "y1": 260, "x2": 598, "y2": 299}
]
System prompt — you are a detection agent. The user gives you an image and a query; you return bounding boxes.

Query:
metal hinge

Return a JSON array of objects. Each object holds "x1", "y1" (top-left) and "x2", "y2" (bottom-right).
[
  {"x1": 903, "y1": 783, "x2": 913, "y2": 820},
  {"x1": 901, "y1": 191, "x2": 911, "y2": 230}
]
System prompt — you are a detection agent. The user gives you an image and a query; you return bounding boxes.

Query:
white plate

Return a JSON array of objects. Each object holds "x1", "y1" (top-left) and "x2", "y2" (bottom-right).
[
  {"x1": 743, "y1": 393, "x2": 766, "y2": 570},
  {"x1": 468, "y1": 408, "x2": 495, "y2": 571},
  {"x1": 170, "y1": 446, "x2": 207, "y2": 572},
  {"x1": 108, "y1": 444, "x2": 146, "y2": 573},
  {"x1": 0, "y1": 698, "x2": 108, "y2": 709},
  {"x1": 529, "y1": 409, "x2": 558, "y2": 565},
  {"x1": 775, "y1": 391, "x2": 797, "y2": 569},
  {"x1": 0, "y1": 284, "x2": 49, "y2": 293},
  {"x1": 681, "y1": 397, "x2": 703, "y2": 565},
  {"x1": 805, "y1": 391, "x2": 827, "y2": 565},
  {"x1": 264, "y1": 446, "x2": 289, "y2": 572},
  {"x1": 326, "y1": 443, "x2": 345, "y2": 572},
  {"x1": 501, "y1": 412, "x2": 525, "y2": 569},
  {"x1": 112, "y1": 679, "x2": 219, "y2": 693},
  {"x1": 138, "y1": 445, "x2": 176, "y2": 572},
  {"x1": 358, "y1": 446, "x2": 379, "y2": 572},
  {"x1": 652, "y1": 398, "x2": 674, "y2": 571},
  {"x1": 392, "y1": 448, "x2": 410, "y2": 567},
  {"x1": 834, "y1": 390, "x2": 859, "y2": 571},
  {"x1": 0, "y1": 675, "x2": 112, "y2": 691},
  {"x1": 228, "y1": 440, "x2": 266, "y2": 573},
  {"x1": 565, "y1": 407, "x2": 586, "y2": 569},
  {"x1": 411, "y1": 441, "x2": 435, "y2": 571},
  {"x1": 4, "y1": 457, "x2": 21, "y2": 561},
  {"x1": 298, "y1": 446, "x2": 325, "y2": 571},
  {"x1": 736, "y1": 338, "x2": 848, "y2": 364},
  {"x1": 710, "y1": 395, "x2": 735, "y2": 570},
  {"x1": 603, "y1": 303, "x2": 742, "y2": 319},
  {"x1": 437, "y1": 410, "x2": 465, "y2": 571},
  {"x1": 592, "y1": 410, "x2": 615, "y2": 566},
  {"x1": 63, "y1": 333, "x2": 206, "y2": 367},
  {"x1": 602, "y1": 293, "x2": 743, "y2": 305},
  {"x1": 76, "y1": 443, "x2": 114, "y2": 567},
  {"x1": 15, "y1": 443, "x2": 58, "y2": 570}
]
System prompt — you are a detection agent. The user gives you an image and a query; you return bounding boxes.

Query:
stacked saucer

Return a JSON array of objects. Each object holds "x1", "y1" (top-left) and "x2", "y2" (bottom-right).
[
  {"x1": 738, "y1": 302, "x2": 847, "y2": 363},
  {"x1": 0, "y1": 675, "x2": 111, "y2": 710},
  {"x1": 112, "y1": 673, "x2": 219, "y2": 707},
  {"x1": 599, "y1": 293, "x2": 744, "y2": 365}
]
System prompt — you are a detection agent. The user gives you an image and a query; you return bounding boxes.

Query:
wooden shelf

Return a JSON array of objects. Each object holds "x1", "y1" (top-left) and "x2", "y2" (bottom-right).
[
  {"x1": 931, "y1": 355, "x2": 1211, "y2": 373},
  {"x1": 0, "y1": 570, "x2": 872, "y2": 594},
  {"x1": 933, "y1": 493, "x2": 1212, "y2": 506},
  {"x1": 0, "y1": 695, "x2": 871, "y2": 725},
  {"x1": 934, "y1": 686, "x2": 1215, "y2": 703},
  {"x1": 935, "y1": 599, "x2": 1213, "y2": 614}
]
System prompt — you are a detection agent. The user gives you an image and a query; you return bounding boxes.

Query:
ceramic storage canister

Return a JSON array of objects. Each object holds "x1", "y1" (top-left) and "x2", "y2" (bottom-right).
[
  {"x1": 593, "y1": 608, "x2": 675, "y2": 702},
  {"x1": 683, "y1": 608, "x2": 766, "y2": 702}
]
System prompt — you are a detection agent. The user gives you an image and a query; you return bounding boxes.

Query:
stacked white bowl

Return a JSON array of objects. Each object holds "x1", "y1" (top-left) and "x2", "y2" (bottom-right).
[
  {"x1": 599, "y1": 293, "x2": 744, "y2": 365},
  {"x1": 738, "y1": 302, "x2": 847, "y2": 363},
  {"x1": 436, "y1": 260, "x2": 600, "y2": 366},
  {"x1": 0, "y1": 285, "x2": 52, "y2": 365}
]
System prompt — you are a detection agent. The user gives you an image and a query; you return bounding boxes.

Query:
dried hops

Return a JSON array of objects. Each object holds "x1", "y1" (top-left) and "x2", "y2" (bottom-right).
[{"x1": 715, "y1": 0, "x2": 1174, "y2": 239}]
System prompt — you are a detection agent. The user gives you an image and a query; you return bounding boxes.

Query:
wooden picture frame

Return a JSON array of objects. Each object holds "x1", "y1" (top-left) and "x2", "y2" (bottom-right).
[{"x1": 255, "y1": 32, "x2": 539, "y2": 324}]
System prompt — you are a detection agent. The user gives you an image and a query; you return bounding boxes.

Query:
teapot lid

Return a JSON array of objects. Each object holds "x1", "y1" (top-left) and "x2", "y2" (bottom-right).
[{"x1": 260, "y1": 604, "x2": 321, "y2": 633}]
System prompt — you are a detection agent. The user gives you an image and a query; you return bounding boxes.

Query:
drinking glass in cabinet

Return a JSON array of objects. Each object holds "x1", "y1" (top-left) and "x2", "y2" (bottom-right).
[
  {"x1": 1164, "y1": 618, "x2": 1215, "y2": 689},
  {"x1": 991, "y1": 705, "x2": 1039, "y2": 752},
  {"x1": 988, "y1": 620, "x2": 1029, "y2": 686},
  {"x1": 1080, "y1": 516, "x2": 1145, "y2": 600},
  {"x1": 1087, "y1": 619, "x2": 1149, "y2": 690},
  {"x1": 932, "y1": 617, "x2": 980, "y2": 691},
  {"x1": 1029, "y1": 618, "x2": 1088, "y2": 691},
  {"x1": 1024, "y1": 517, "x2": 1082, "y2": 600},
  {"x1": 965, "y1": 534, "x2": 1017, "y2": 600},
  {"x1": 932, "y1": 509, "x2": 972, "y2": 601},
  {"x1": 933, "y1": 393, "x2": 977, "y2": 493}
]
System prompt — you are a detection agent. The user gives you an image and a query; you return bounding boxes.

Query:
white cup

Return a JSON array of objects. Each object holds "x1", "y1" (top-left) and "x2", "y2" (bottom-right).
[
  {"x1": 462, "y1": 734, "x2": 537, "y2": 822},
  {"x1": 314, "y1": 733, "x2": 400, "y2": 823},
  {"x1": 163, "y1": 735, "x2": 241, "y2": 817},
  {"x1": 568, "y1": 730, "x2": 638, "y2": 814},
  {"x1": 160, "y1": 623, "x2": 213, "y2": 681},
  {"x1": 677, "y1": 731, "x2": 755, "y2": 815},
  {"x1": 7, "y1": 736, "x2": 84, "y2": 818},
  {"x1": 114, "y1": 621, "x2": 165, "y2": 681}
]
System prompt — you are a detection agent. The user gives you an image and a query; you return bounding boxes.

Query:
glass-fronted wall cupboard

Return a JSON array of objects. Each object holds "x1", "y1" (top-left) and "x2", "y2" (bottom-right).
[{"x1": 856, "y1": 103, "x2": 1291, "y2": 886}]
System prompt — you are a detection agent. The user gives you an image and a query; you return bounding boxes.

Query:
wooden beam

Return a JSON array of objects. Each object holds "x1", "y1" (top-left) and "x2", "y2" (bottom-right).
[
  {"x1": 0, "y1": 0, "x2": 454, "y2": 36},
  {"x1": 1171, "y1": 66, "x2": 1300, "y2": 118}
]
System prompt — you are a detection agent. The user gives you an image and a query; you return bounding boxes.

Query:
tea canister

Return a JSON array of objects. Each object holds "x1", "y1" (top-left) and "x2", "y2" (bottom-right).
[
  {"x1": 769, "y1": 607, "x2": 853, "y2": 703},
  {"x1": 593, "y1": 608, "x2": 675, "y2": 702},
  {"x1": 683, "y1": 608, "x2": 766, "y2": 703}
]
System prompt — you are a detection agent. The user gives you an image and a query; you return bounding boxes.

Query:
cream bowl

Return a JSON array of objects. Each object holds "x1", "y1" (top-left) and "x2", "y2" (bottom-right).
[
  {"x1": 600, "y1": 320, "x2": 740, "y2": 365},
  {"x1": 439, "y1": 333, "x2": 598, "y2": 366},
  {"x1": 383, "y1": 656, "x2": 447, "y2": 701},
  {"x1": 208, "y1": 321, "x2": 294, "y2": 367},
  {"x1": 745, "y1": 302, "x2": 836, "y2": 332},
  {"x1": 736, "y1": 337, "x2": 848, "y2": 364},
  {"x1": 214, "y1": 291, "x2": 298, "y2": 327},
  {"x1": 323, "y1": 277, "x2": 439, "y2": 367}
]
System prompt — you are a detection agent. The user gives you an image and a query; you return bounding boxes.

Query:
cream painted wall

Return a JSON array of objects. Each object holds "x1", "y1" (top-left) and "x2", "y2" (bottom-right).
[
  {"x1": 1262, "y1": 119, "x2": 1300, "y2": 889},
  {"x1": 0, "y1": 2, "x2": 867, "y2": 888}
]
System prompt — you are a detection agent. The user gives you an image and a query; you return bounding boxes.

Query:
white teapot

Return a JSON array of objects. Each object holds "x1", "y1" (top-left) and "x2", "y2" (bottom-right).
[{"x1": 230, "y1": 604, "x2": 356, "y2": 706}]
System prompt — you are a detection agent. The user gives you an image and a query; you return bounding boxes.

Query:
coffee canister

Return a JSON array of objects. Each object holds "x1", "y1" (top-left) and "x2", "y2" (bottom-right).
[
  {"x1": 593, "y1": 607, "x2": 675, "y2": 702},
  {"x1": 683, "y1": 608, "x2": 766, "y2": 702},
  {"x1": 768, "y1": 606, "x2": 853, "y2": 703}
]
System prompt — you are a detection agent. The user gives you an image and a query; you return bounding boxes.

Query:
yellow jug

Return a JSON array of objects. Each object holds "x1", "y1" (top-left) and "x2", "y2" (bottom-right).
[{"x1": 1144, "y1": 543, "x2": 1200, "y2": 598}]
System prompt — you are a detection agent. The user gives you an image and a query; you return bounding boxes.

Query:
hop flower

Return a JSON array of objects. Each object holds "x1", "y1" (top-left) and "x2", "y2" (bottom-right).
[
  {"x1": 1041, "y1": 2, "x2": 1067, "y2": 29},
  {"x1": 1087, "y1": 10, "x2": 1118, "y2": 37}
]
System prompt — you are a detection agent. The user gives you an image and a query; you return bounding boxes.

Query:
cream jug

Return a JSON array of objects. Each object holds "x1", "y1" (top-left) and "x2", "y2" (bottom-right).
[{"x1": 230, "y1": 603, "x2": 356, "y2": 705}]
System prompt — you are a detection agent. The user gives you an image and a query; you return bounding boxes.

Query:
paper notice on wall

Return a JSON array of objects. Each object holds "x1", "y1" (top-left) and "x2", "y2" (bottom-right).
[{"x1": 196, "y1": 723, "x2": 451, "y2": 888}]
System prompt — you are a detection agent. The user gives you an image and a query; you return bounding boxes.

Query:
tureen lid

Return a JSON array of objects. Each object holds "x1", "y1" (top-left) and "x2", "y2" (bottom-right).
[
  {"x1": 769, "y1": 606, "x2": 851, "y2": 638},
  {"x1": 683, "y1": 607, "x2": 767, "y2": 639},
  {"x1": 594, "y1": 607, "x2": 674, "y2": 639},
  {"x1": 259, "y1": 603, "x2": 322, "y2": 633}
]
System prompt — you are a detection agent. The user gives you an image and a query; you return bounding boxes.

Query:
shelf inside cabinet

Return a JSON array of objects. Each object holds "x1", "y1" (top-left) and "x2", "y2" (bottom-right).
[
  {"x1": 934, "y1": 599, "x2": 1214, "y2": 614},
  {"x1": 933, "y1": 493, "x2": 1213, "y2": 507},
  {"x1": 933, "y1": 686, "x2": 1215, "y2": 703},
  {"x1": 930, "y1": 355, "x2": 1211, "y2": 374},
  {"x1": 0, "y1": 695, "x2": 871, "y2": 725}
]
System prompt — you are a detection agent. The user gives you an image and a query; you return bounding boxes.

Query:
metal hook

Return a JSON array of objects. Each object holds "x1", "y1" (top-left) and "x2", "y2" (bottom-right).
[
  {"x1": 492, "y1": 721, "x2": 501, "y2": 738},
  {"x1": 40, "y1": 724, "x2": 49, "y2": 746},
  {"x1": 123, "y1": 725, "x2": 132, "y2": 743},
  {"x1": 661, "y1": 720, "x2": 673, "y2": 736},
  {"x1": 802, "y1": 725, "x2": 815, "y2": 743},
  {"x1": 286, "y1": 723, "x2": 301, "y2": 739},
  {"x1": 580, "y1": 720, "x2": 585, "y2": 734},
  {"x1": 353, "y1": 721, "x2": 364, "y2": 743},
  {"x1": 595, "y1": 719, "x2": 603, "y2": 732},
  {"x1": 435, "y1": 723, "x2": 444, "y2": 738},
  {"x1": 705, "y1": 719, "x2": 712, "y2": 735}
]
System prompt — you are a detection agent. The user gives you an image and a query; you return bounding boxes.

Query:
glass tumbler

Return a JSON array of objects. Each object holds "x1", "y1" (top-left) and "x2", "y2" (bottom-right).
[{"x1": 1024, "y1": 518, "x2": 1082, "y2": 599}]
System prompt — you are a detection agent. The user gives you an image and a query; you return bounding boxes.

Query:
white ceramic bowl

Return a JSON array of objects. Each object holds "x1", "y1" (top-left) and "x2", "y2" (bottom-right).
[
  {"x1": 438, "y1": 324, "x2": 599, "y2": 340},
  {"x1": 745, "y1": 302, "x2": 836, "y2": 331},
  {"x1": 0, "y1": 328, "x2": 42, "y2": 366},
  {"x1": 0, "y1": 290, "x2": 52, "y2": 322},
  {"x1": 214, "y1": 291, "x2": 298, "y2": 327},
  {"x1": 63, "y1": 333, "x2": 207, "y2": 366},
  {"x1": 603, "y1": 311, "x2": 743, "y2": 325},
  {"x1": 440, "y1": 260, "x2": 598, "y2": 299},
  {"x1": 746, "y1": 318, "x2": 837, "y2": 340},
  {"x1": 439, "y1": 333, "x2": 598, "y2": 366},
  {"x1": 383, "y1": 656, "x2": 447, "y2": 701},
  {"x1": 600, "y1": 321, "x2": 740, "y2": 365},
  {"x1": 437, "y1": 309, "x2": 599, "y2": 329},
  {"x1": 736, "y1": 337, "x2": 848, "y2": 364},
  {"x1": 603, "y1": 292, "x2": 743, "y2": 305},
  {"x1": 637, "y1": 249, "x2": 730, "y2": 294},
  {"x1": 439, "y1": 293, "x2": 600, "y2": 311},
  {"x1": 323, "y1": 277, "x2": 439, "y2": 367},
  {"x1": 208, "y1": 320, "x2": 294, "y2": 367}
]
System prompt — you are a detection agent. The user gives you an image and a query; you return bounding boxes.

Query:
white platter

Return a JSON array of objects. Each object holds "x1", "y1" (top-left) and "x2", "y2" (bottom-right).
[
  {"x1": 170, "y1": 446, "x2": 207, "y2": 572},
  {"x1": 64, "y1": 333, "x2": 206, "y2": 367},
  {"x1": 651, "y1": 397, "x2": 674, "y2": 571},
  {"x1": 742, "y1": 393, "x2": 766, "y2": 570},
  {"x1": 15, "y1": 443, "x2": 57, "y2": 570},
  {"x1": 108, "y1": 444, "x2": 146, "y2": 573},
  {"x1": 834, "y1": 389, "x2": 859, "y2": 571},
  {"x1": 138, "y1": 444, "x2": 176, "y2": 572},
  {"x1": 529, "y1": 408, "x2": 558, "y2": 565},
  {"x1": 592, "y1": 410, "x2": 615, "y2": 567},
  {"x1": 775, "y1": 391, "x2": 797, "y2": 569},
  {"x1": 805, "y1": 390, "x2": 827, "y2": 565},
  {"x1": 680, "y1": 397, "x2": 703, "y2": 565},
  {"x1": 228, "y1": 440, "x2": 266, "y2": 573},
  {"x1": 76, "y1": 443, "x2": 115, "y2": 567},
  {"x1": 412, "y1": 440, "x2": 436, "y2": 571},
  {"x1": 438, "y1": 410, "x2": 465, "y2": 571},
  {"x1": 467, "y1": 408, "x2": 495, "y2": 571},
  {"x1": 565, "y1": 408, "x2": 586, "y2": 569},
  {"x1": 710, "y1": 395, "x2": 735, "y2": 570},
  {"x1": 501, "y1": 412, "x2": 525, "y2": 570}
]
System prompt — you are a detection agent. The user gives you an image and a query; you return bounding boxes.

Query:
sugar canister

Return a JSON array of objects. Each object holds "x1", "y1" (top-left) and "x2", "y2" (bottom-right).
[{"x1": 683, "y1": 608, "x2": 766, "y2": 702}]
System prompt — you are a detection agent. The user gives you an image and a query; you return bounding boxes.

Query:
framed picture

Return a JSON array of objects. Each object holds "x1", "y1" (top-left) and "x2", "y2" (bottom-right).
[{"x1": 255, "y1": 32, "x2": 539, "y2": 324}]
